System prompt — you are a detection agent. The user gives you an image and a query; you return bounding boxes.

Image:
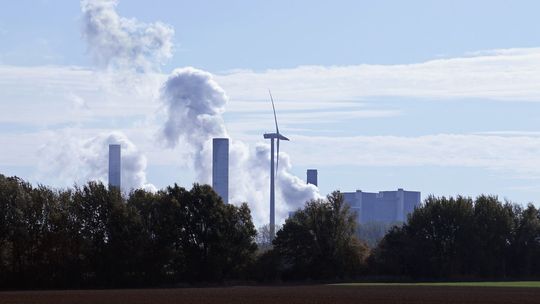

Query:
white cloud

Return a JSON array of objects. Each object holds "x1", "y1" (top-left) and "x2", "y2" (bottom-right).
[
  {"x1": 0, "y1": 65, "x2": 162, "y2": 125},
  {"x1": 285, "y1": 133, "x2": 540, "y2": 179},
  {"x1": 216, "y1": 47, "x2": 540, "y2": 103},
  {"x1": 2, "y1": 46, "x2": 540, "y2": 127}
]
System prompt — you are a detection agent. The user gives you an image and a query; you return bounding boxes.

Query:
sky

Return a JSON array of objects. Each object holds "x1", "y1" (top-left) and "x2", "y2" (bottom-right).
[{"x1": 2, "y1": 0, "x2": 540, "y2": 225}]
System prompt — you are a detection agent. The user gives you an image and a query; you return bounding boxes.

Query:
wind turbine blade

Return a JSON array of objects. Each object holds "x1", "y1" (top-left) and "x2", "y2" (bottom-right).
[
  {"x1": 269, "y1": 90, "x2": 279, "y2": 134},
  {"x1": 276, "y1": 138, "x2": 280, "y2": 175}
]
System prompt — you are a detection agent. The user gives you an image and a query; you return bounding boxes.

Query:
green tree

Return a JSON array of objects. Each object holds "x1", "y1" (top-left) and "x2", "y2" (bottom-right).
[
  {"x1": 372, "y1": 196, "x2": 476, "y2": 278},
  {"x1": 272, "y1": 191, "x2": 369, "y2": 280},
  {"x1": 357, "y1": 221, "x2": 399, "y2": 248},
  {"x1": 70, "y1": 181, "x2": 146, "y2": 286},
  {"x1": 508, "y1": 204, "x2": 540, "y2": 276},
  {"x1": 128, "y1": 188, "x2": 180, "y2": 284},
  {"x1": 0, "y1": 175, "x2": 39, "y2": 286},
  {"x1": 410, "y1": 195, "x2": 474, "y2": 277},
  {"x1": 371, "y1": 195, "x2": 532, "y2": 279},
  {"x1": 169, "y1": 183, "x2": 257, "y2": 281},
  {"x1": 470, "y1": 195, "x2": 514, "y2": 277}
]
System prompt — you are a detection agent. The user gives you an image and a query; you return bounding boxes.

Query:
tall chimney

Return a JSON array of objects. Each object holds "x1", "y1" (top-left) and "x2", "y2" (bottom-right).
[
  {"x1": 108, "y1": 144, "x2": 121, "y2": 189},
  {"x1": 307, "y1": 169, "x2": 318, "y2": 186},
  {"x1": 212, "y1": 138, "x2": 229, "y2": 203}
]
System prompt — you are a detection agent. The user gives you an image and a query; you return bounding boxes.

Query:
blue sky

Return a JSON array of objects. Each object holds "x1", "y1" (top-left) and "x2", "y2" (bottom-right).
[
  {"x1": 3, "y1": 1, "x2": 540, "y2": 70},
  {"x1": 1, "y1": 0, "x2": 540, "y2": 225}
]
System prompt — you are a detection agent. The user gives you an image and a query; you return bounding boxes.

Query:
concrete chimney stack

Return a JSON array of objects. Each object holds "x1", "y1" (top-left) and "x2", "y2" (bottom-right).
[
  {"x1": 108, "y1": 144, "x2": 121, "y2": 189},
  {"x1": 212, "y1": 138, "x2": 229, "y2": 203},
  {"x1": 307, "y1": 169, "x2": 318, "y2": 186}
]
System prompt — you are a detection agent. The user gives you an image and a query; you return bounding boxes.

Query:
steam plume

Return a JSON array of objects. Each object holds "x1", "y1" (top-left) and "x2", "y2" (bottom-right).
[
  {"x1": 38, "y1": 131, "x2": 155, "y2": 192},
  {"x1": 160, "y1": 67, "x2": 319, "y2": 225},
  {"x1": 79, "y1": 0, "x2": 319, "y2": 225},
  {"x1": 81, "y1": 0, "x2": 174, "y2": 72},
  {"x1": 161, "y1": 67, "x2": 228, "y2": 182}
]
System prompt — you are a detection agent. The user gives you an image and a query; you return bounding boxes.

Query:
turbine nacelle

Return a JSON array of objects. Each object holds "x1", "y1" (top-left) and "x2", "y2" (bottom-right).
[{"x1": 263, "y1": 133, "x2": 290, "y2": 141}]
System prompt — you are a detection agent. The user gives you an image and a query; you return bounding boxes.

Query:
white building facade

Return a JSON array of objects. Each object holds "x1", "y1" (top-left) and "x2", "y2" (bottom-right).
[{"x1": 342, "y1": 189, "x2": 421, "y2": 224}]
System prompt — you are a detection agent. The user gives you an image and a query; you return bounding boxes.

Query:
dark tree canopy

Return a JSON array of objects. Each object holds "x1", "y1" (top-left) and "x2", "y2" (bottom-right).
[
  {"x1": 370, "y1": 195, "x2": 540, "y2": 279},
  {"x1": 4, "y1": 172, "x2": 540, "y2": 287},
  {"x1": 267, "y1": 191, "x2": 369, "y2": 280},
  {"x1": 0, "y1": 174, "x2": 257, "y2": 288}
]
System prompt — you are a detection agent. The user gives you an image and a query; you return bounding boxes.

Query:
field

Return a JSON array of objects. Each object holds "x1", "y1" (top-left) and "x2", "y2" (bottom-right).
[
  {"x1": 333, "y1": 281, "x2": 540, "y2": 288},
  {"x1": 1, "y1": 283, "x2": 539, "y2": 304}
]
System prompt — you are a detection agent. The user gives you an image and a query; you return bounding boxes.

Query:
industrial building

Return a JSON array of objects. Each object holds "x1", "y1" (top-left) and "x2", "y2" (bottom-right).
[
  {"x1": 108, "y1": 144, "x2": 121, "y2": 189},
  {"x1": 212, "y1": 138, "x2": 229, "y2": 203},
  {"x1": 342, "y1": 189, "x2": 421, "y2": 224},
  {"x1": 302, "y1": 169, "x2": 420, "y2": 224}
]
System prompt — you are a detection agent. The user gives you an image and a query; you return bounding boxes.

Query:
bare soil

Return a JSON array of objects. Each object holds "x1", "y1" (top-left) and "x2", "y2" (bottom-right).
[{"x1": 0, "y1": 285, "x2": 538, "y2": 304}]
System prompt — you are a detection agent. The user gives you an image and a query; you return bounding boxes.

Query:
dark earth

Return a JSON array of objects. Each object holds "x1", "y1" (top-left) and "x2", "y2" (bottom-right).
[{"x1": 1, "y1": 285, "x2": 539, "y2": 304}]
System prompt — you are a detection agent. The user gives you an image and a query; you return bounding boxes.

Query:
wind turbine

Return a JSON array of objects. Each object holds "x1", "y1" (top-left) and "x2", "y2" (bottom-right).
[{"x1": 263, "y1": 90, "x2": 289, "y2": 241}]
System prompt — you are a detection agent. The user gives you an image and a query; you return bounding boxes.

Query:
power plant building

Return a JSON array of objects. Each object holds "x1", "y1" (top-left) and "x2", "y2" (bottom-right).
[
  {"x1": 212, "y1": 138, "x2": 229, "y2": 203},
  {"x1": 343, "y1": 189, "x2": 421, "y2": 224},
  {"x1": 108, "y1": 144, "x2": 121, "y2": 189}
]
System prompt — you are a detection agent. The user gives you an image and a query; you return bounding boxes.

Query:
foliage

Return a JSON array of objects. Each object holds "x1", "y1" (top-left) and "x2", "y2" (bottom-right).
[
  {"x1": 370, "y1": 195, "x2": 540, "y2": 279},
  {"x1": 262, "y1": 191, "x2": 370, "y2": 280},
  {"x1": 356, "y1": 221, "x2": 400, "y2": 248},
  {"x1": 5, "y1": 171, "x2": 540, "y2": 286},
  {"x1": 0, "y1": 174, "x2": 257, "y2": 288}
]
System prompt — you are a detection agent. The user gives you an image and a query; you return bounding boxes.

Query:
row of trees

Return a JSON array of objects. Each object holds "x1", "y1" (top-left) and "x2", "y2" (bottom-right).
[
  {"x1": 0, "y1": 174, "x2": 256, "y2": 288},
  {"x1": 3, "y1": 172, "x2": 540, "y2": 288},
  {"x1": 370, "y1": 195, "x2": 540, "y2": 279},
  {"x1": 254, "y1": 194, "x2": 540, "y2": 280},
  {"x1": 255, "y1": 192, "x2": 370, "y2": 281}
]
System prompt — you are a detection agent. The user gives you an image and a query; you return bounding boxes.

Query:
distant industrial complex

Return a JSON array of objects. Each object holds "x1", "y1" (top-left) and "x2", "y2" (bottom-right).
[
  {"x1": 106, "y1": 96, "x2": 421, "y2": 237},
  {"x1": 107, "y1": 144, "x2": 421, "y2": 231},
  {"x1": 303, "y1": 168, "x2": 421, "y2": 225},
  {"x1": 343, "y1": 188, "x2": 421, "y2": 224}
]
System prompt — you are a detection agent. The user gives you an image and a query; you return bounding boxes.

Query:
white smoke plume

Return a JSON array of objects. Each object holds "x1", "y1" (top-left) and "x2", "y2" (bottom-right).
[
  {"x1": 227, "y1": 141, "x2": 320, "y2": 224},
  {"x1": 160, "y1": 67, "x2": 320, "y2": 225},
  {"x1": 161, "y1": 67, "x2": 228, "y2": 182},
  {"x1": 78, "y1": 0, "x2": 319, "y2": 225},
  {"x1": 80, "y1": 0, "x2": 174, "y2": 72},
  {"x1": 37, "y1": 131, "x2": 156, "y2": 192},
  {"x1": 50, "y1": 0, "x2": 163, "y2": 194}
]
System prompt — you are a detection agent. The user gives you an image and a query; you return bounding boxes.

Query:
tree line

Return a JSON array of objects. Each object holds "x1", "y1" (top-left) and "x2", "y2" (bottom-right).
[
  {"x1": 370, "y1": 195, "x2": 540, "y2": 279},
  {"x1": 0, "y1": 174, "x2": 256, "y2": 288},
  {"x1": 2, "y1": 173, "x2": 540, "y2": 289}
]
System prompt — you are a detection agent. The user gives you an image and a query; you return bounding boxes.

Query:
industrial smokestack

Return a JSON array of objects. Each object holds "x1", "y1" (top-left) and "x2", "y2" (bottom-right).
[
  {"x1": 212, "y1": 138, "x2": 229, "y2": 203},
  {"x1": 108, "y1": 144, "x2": 121, "y2": 189},
  {"x1": 307, "y1": 169, "x2": 318, "y2": 186}
]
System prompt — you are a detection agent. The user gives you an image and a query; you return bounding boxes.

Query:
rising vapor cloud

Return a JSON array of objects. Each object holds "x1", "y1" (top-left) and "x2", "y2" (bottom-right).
[
  {"x1": 81, "y1": 0, "x2": 174, "y2": 72},
  {"x1": 160, "y1": 67, "x2": 319, "y2": 224},
  {"x1": 39, "y1": 0, "x2": 169, "y2": 194},
  {"x1": 77, "y1": 0, "x2": 318, "y2": 224},
  {"x1": 161, "y1": 67, "x2": 228, "y2": 182},
  {"x1": 38, "y1": 131, "x2": 156, "y2": 192}
]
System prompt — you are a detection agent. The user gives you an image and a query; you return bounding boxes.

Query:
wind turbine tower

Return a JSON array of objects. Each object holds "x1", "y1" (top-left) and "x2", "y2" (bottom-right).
[{"x1": 263, "y1": 91, "x2": 289, "y2": 240}]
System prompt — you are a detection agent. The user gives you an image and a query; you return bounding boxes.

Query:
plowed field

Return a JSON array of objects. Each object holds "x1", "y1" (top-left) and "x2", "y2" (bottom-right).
[{"x1": 1, "y1": 284, "x2": 539, "y2": 304}]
